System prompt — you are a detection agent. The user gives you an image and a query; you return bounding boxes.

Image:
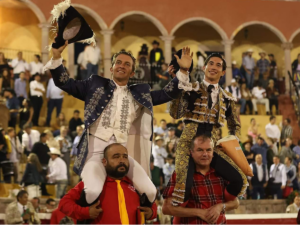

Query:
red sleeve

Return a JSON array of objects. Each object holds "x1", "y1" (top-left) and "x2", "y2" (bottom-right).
[
  {"x1": 58, "y1": 181, "x2": 90, "y2": 220},
  {"x1": 162, "y1": 171, "x2": 176, "y2": 199},
  {"x1": 149, "y1": 202, "x2": 157, "y2": 220},
  {"x1": 50, "y1": 209, "x2": 58, "y2": 224}
]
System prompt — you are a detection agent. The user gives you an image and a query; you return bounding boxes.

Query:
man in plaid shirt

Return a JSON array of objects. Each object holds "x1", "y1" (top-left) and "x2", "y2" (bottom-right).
[{"x1": 162, "y1": 134, "x2": 239, "y2": 224}]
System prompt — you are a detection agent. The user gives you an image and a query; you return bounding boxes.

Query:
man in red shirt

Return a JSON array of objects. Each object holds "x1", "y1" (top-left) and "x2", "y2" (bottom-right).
[
  {"x1": 162, "y1": 134, "x2": 239, "y2": 224},
  {"x1": 58, "y1": 143, "x2": 157, "y2": 224}
]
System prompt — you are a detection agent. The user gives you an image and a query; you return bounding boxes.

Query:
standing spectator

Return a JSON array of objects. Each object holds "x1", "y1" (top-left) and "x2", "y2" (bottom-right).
[
  {"x1": 68, "y1": 110, "x2": 83, "y2": 139},
  {"x1": 166, "y1": 141, "x2": 176, "y2": 160},
  {"x1": 292, "y1": 54, "x2": 300, "y2": 73},
  {"x1": 53, "y1": 112, "x2": 68, "y2": 136},
  {"x1": 248, "y1": 118, "x2": 259, "y2": 143},
  {"x1": 77, "y1": 46, "x2": 88, "y2": 80},
  {"x1": 232, "y1": 61, "x2": 241, "y2": 80},
  {"x1": 243, "y1": 141, "x2": 255, "y2": 164},
  {"x1": 10, "y1": 51, "x2": 28, "y2": 80},
  {"x1": 84, "y1": 43, "x2": 101, "y2": 77},
  {"x1": 265, "y1": 116, "x2": 280, "y2": 148},
  {"x1": 164, "y1": 127, "x2": 179, "y2": 147},
  {"x1": 266, "y1": 138, "x2": 276, "y2": 170},
  {"x1": 252, "y1": 82, "x2": 270, "y2": 115},
  {"x1": 281, "y1": 118, "x2": 293, "y2": 146},
  {"x1": 154, "y1": 119, "x2": 168, "y2": 137},
  {"x1": 240, "y1": 83, "x2": 253, "y2": 114},
  {"x1": 243, "y1": 49, "x2": 255, "y2": 89},
  {"x1": 152, "y1": 136, "x2": 168, "y2": 169},
  {"x1": 266, "y1": 79, "x2": 279, "y2": 115},
  {"x1": 226, "y1": 79, "x2": 246, "y2": 114},
  {"x1": 30, "y1": 74, "x2": 45, "y2": 126},
  {"x1": 175, "y1": 120, "x2": 184, "y2": 138},
  {"x1": 153, "y1": 63, "x2": 170, "y2": 90},
  {"x1": 249, "y1": 154, "x2": 269, "y2": 199},
  {"x1": 47, "y1": 148, "x2": 68, "y2": 199},
  {"x1": 294, "y1": 140, "x2": 300, "y2": 166},
  {"x1": 31, "y1": 133, "x2": 50, "y2": 166},
  {"x1": 3, "y1": 89, "x2": 19, "y2": 128},
  {"x1": 45, "y1": 198, "x2": 57, "y2": 213},
  {"x1": 286, "y1": 196, "x2": 300, "y2": 213},
  {"x1": 1, "y1": 68, "x2": 13, "y2": 90},
  {"x1": 279, "y1": 137, "x2": 298, "y2": 163},
  {"x1": 150, "y1": 156, "x2": 164, "y2": 193},
  {"x1": 71, "y1": 125, "x2": 83, "y2": 157},
  {"x1": 163, "y1": 157, "x2": 175, "y2": 186},
  {"x1": 56, "y1": 126, "x2": 72, "y2": 183},
  {"x1": 0, "y1": 52, "x2": 11, "y2": 75},
  {"x1": 137, "y1": 43, "x2": 151, "y2": 82},
  {"x1": 285, "y1": 157, "x2": 297, "y2": 191},
  {"x1": 251, "y1": 137, "x2": 269, "y2": 166},
  {"x1": 14, "y1": 72, "x2": 27, "y2": 106},
  {"x1": 22, "y1": 123, "x2": 40, "y2": 155},
  {"x1": 29, "y1": 55, "x2": 43, "y2": 77},
  {"x1": 150, "y1": 40, "x2": 164, "y2": 82},
  {"x1": 7, "y1": 127, "x2": 22, "y2": 183},
  {"x1": 46, "y1": 77, "x2": 64, "y2": 127},
  {"x1": 269, "y1": 155, "x2": 286, "y2": 199},
  {"x1": 44, "y1": 129, "x2": 60, "y2": 149},
  {"x1": 268, "y1": 54, "x2": 278, "y2": 82},
  {"x1": 5, "y1": 190, "x2": 40, "y2": 224},
  {"x1": 256, "y1": 51, "x2": 270, "y2": 80},
  {"x1": 19, "y1": 99, "x2": 33, "y2": 129}
]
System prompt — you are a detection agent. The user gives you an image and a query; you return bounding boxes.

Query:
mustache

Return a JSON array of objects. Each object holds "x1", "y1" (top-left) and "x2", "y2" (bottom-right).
[{"x1": 116, "y1": 163, "x2": 128, "y2": 170}]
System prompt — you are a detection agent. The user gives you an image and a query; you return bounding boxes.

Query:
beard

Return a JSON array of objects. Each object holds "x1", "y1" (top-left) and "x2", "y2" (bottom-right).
[{"x1": 106, "y1": 162, "x2": 129, "y2": 179}]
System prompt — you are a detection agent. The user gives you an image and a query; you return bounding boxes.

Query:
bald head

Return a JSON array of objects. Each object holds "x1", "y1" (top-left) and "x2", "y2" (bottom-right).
[{"x1": 255, "y1": 154, "x2": 262, "y2": 165}]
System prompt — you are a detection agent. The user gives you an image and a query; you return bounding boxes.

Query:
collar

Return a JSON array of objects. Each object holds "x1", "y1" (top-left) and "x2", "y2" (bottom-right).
[
  {"x1": 106, "y1": 176, "x2": 133, "y2": 185},
  {"x1": 112, "y1": 79, "x2": 128, "y2": 90},
  {"x1": 203, "y1": 78, "x2": 219, "y2": 91},
  {"x1": 17, "y1": 202, "x2": 26, "y2": 209},
  {"x1": 195, "y1": 167, "x2": 215, "y2": 176}
]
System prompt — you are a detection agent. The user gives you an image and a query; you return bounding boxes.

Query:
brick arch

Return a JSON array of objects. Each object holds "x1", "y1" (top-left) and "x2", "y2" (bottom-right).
[
  {"x1": 109, "y1": 11, "x2": 168, "y2": 36},
  {"x1": 289, "y1": 28, "x2": 300, "y2": 43},
  {"x1": 24, "y1": 0, "x2": 47, "y2": 23},
  {"x1": 170, "y1": 17, "x2": 228, "y2": 41}
]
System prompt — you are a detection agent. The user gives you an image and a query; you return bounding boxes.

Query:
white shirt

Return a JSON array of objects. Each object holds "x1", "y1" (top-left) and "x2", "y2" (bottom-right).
[
  {"x1": 48, "y1": 157, "x2": 68, "y2": 181},
  {"x1": 22, "y1": 129, "x2": 40, "y2": 152},
  {"x1": 17, "y1": 202, "x2": 27, "y2": 215},
  {"x1": 225, "y1": 85, "x2": 241, "y2": 100},
  {"x1": 152, "y1": 145, "x2": 168, "y2": 168},
  {"x1": 243, "y1": 55, "x2": 255, "y2": 70},
  {"x1": 29, "y1": 61, "x2": 43, "y2": 75},
  {"x1": 30, "y1": 80, "x2": 45, "y2": 97},
  {"x1": 249, "y1": 163, "x2": 269, "y2": 182},
  {"x1": 77, "y1": 52, "x2": 87, "y2": 69},
  {"x1": 154, "y1": 127, "x2": 168, "y2": 136},
  {"x1": 197, "y1": 56, "x2": 205, "y2": 67},
  {"x1": 10, "y1": 58, "x2": 29, "y2": 74},
  {"x1": 46, "y1": 78, "x2": 64, "y2": 99},
  {"x1": 84, "y1": 46, "x2": 101, "y2": 65},
  {"x1": 252, "y1": 87, "x2": 266, "y2": 99},
  {"x1": 90, "y1": 81, "x2": 142, "y2": 143},
  {"x1": 203, "y1": 78, "x2": 219, "y2": 107},
  {"x1": 8, "y1": 136, "x2": 22, "y2": 163},
  {"x1": 265, "y1": 123, "x2": 281, "y2": 142},
  {"x1": 163, "y1": 163, "x2": 175, "y2": 176},
  {"x1": 270, "y1": 163, "x2": 287, "y2": 185}
]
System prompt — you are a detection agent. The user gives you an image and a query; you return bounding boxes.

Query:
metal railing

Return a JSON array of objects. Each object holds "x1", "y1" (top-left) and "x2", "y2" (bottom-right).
[
  {"x1": 288, "y1": 71, "x2": 300, "y2": 127},
  {"x1": 0, "y1": 48, "x2": 41, "y2": 63}
]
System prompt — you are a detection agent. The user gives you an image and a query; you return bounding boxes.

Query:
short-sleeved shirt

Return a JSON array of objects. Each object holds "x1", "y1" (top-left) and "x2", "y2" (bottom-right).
[
  {"x1": 256, "y1": 59, "x2": 270, "y2": 74},
  {"x1": 163, "y1": 169, "x2": 227, "y2": 224},
  {"x1": 243, "y1": 56, "x2": 255, "y2": 70}
]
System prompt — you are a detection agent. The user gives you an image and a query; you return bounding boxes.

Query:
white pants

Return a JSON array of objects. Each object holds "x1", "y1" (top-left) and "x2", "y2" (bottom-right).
[
  {"x1": 252, "y1": 98, "x2": 270, "y2": 112},
  {"x1": 81, "y1": 135, "x2": 157, "y2": 204}
]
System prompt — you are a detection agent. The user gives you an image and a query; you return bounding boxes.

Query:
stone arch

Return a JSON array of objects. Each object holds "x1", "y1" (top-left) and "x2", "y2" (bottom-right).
[
  {"x1": 289, "y1": 28, "x2": 300, "y2": 43},
  {"x1": 109, "y1": 11, "x2": 168, "y2": 36},
  {"x1": 170, "y1": 17, "x2": 228, "y2": 41},
  {"x1": 23, "y1": 0, "x2": 46, "y2": 23},
  {"x1": 230, "y1": 21, "x2": 287, "y2": 43}
]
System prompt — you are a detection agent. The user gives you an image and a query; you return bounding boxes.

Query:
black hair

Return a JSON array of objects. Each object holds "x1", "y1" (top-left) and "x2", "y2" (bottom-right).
[
  {"x1": 258, "y1": 137, "x2": 264, "y2": 141},
  {"x1": 40, "y1": 132, "x2": 47, "y2": 139},
  {"x1": 177, "y1": 120, "x2": 183, "y2": 126},
  {"x1": 33, "y1": 197, "x2": 40, "y2": 204},
  {"x1": 3, "y1": 88, "x2": 15, "y2": 96},
  {"x1": 34, "y1": 54, "x2": 41, "y2": 62},
  {"x1": 46, "y1": 198, "x2": 55, "y2": 205},
  {"x1": 286, "y1": 118, "x2": 291, "y2": 124},
  {"x1": 103, "y1": 143, "x2": 125, "y2": 159},
  {"x1": 286, "y1": 157, "x2": 292, "y2": 162},
  {"x1": 204, "y1": 53, "x2": 227, "y2": 71},
  {"x1": 269, "y1": 116, "x2": 276, "y2": 121},
  {"x1": 274, "y1": 155, "x2": 280, "y2": 159},
  {"x1": 74, "y1": 110, "x2": 80, "y2": 114},
  {"x1": 111, "y1": 50, "x2": 136, "y2": 72},
  {"x1": 190, "y1": 134, "x2": 213, "y2": 151},
  {"x1": 17, "y1": 190, "x2": 28, "y2": 201},
  {"x1": 160, "y1": 119, "x2": 166, "y2": 123}
]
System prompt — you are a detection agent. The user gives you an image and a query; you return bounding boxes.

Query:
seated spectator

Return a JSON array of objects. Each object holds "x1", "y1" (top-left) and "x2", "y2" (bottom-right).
[
  {"x1": 5, "y1": 190, "x2": 40, "y2": 224},
  {"x1": 164, "y1": 127, "x2": 179, "y2": 147},
  {"x1": 293, "y1": 140, "x2": 300, "y2": 166},
  {"x1": 243, "y1": 140, "x2": 255, "y2": 164},
  {"x1": 281, "y1": 118, "x2": 293, "y2": 146},
  {"x1": 260, "y1": 73, "x2": 270, "y2": 90},
  {"x1": 265, "y1": 115, "x2": 280, "y2": 152},
  {"x1": 14, "y1": 72, "x2": 27, "y2": 106},
  {"x1": 19, "y1": 99, "x2": 34, "y2": 130},
  {"x1": 31, "y1": 197, "x2": 40, "y2": 213},
  {"x1": 226, "y1": 79, "x2": 246, "y2": 114},
  {"x1": 166, "y1": 141, "x2": 175, "y2": 160},
  {"x1": 53, "y1": 112, "x2": 68, "y2": 137},
  {"x1": 154, "y1": 119, "x2": 168, "y2": 137},
  {"x1": 68, "y1": 110, "x2": 83, "y2": 139},
  {"x1": 249, "y1": 154, "x2": 269, "y2": 199},
  {"x1": 251, "y1": 82, "x2": 270, "y2": 115},
  {"x1": 152, "y1": 136, "x2": 168, "y2": 169},
  {"x1": 50, "y1": 208, "x2": 76, "y2": 224},
  {"x1": 175, "y1": 120, "x2": 184, "y2": 138},
  {"x1": 44, "y1": 129, "x2": 59, "y2": 149},
  {"x1": 45, "y1": 198, "x2": 57, "y2": 213},
  {"x1": 286, "y1": 196, "x2": 300, "y2": 213},
  {"x1": 22, "y1": 123, "x2": 40, "y2": 155},
  {"x1": 58, "y1": 144, "x2": 157, "y2": 223},
  {"x1": 71, "y1": 125, "x2": 84, "y2": 157},
  {"x1": 56, "y1": 126, "x2": 72, "y2": 182},
  {"x1": 279, "y1": 137, "x2": 298, "y2": 163},
  {"x1": 251, "y1": 137, "x2": 268, "y2": 166},
  {"x1": 151, "y1": 156, "x2": 164, "y2": 193},
  {"x1": 240, "y1": 83, "x2": 253, "y2": 114},
  {"x1": 4, "y1": 88, "x2": 19, "y2": 128},
  {"x1": 47, "y1": 147, "x2": 68, "y2": 199},
  {"x1": 247, "y1": 118, "x2": 259, "y2": 144},
  {"x1": 269, "y1": 155, "x2": 287, "y2": 199},
  {"x1": 163, "y1": 157, "x2": 175, "y2": 186},
  {"x1": 266, "y1": 79, "x2": 279, "y2": 115},
  {"x1": 285, "y1": 157, "x2": 298, "y2": 191}
]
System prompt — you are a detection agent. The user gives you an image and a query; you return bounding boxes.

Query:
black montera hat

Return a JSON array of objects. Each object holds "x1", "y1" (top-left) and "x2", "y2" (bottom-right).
[
  {"x1": 152, "y1": 40, "x2": 160, "y2": 45},
  {"x1": 169, "y1": 49, "x2": 194, "y2": 74},
  {"x1": 51, "y1": 0, "x2": 95, "y2": 49}
]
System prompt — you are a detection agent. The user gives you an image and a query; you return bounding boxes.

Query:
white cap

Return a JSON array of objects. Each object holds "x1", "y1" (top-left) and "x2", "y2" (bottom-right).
[
  {"x1": 48, "y1": 147, "x2": 62, "y2": 156},
  {"x1": 232, "y1": 60, "x2": 237, "y2": 65},
  {"x1": 247, "y1": 48, "x2": 254, "y2": 52},
  {"x1": 231, "y1": 79, "x2": 237, "y2": 83}
]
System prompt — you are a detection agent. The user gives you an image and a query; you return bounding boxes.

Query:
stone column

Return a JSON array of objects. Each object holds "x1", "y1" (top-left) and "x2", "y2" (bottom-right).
[
  {"x1": 67, "y1": 43, "x2": 75, "y2": 78},
  {"x1": 222, "y1": 40, "x2": 234, "y2": 86},
  {"x1": 282, "y1": 42, "x2": 293, "y2": 93},
  {"x1": 38, "y1": 23, "x2": 50, "y2": 64},
  {"x1": 160, "y1": 35, "x2": 175, "y2": 64},
  {"x1": 101, "y1": 29, "x2": 114, "y2": 78}
]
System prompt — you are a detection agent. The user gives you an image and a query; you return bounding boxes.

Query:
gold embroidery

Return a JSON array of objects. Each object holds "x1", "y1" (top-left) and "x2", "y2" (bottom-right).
[{"x1": 170, "y1": 92, "x2": 188, "y2": 119}]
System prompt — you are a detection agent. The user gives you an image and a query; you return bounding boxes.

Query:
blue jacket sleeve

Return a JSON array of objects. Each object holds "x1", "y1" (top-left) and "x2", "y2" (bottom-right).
[{"x1": 50, "y1": 65, "x2": 90, "y2": 101}]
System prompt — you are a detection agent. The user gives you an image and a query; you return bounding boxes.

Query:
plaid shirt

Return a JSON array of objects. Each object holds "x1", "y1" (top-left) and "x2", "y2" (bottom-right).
[
  {"x1": 163, "y1": 169, "x2": 227, "y2": 224},
  {"x1": 256, "y1": 59, "x2": 270, "y2": 74}
]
